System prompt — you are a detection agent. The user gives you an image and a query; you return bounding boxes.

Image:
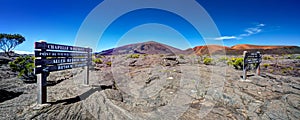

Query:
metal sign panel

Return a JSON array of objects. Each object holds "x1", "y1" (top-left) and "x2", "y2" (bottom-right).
[
  {"x1": 245, "y1": 52, "x2": 261, "y2": 58},
  {"x1": 35, "y1": 51, "x2": 88, "y2": 57},
  {"x1": 35, "y1": 58, "x2": 92, "y2": 66},
  {"x1": 244, "y1": 58, "x2": 262, "y2": 64},
  {"x1": 35, "y1": 42, "x2": 92, "y2": 52},
  {"x1": 35, "y1": 63, "x2": 88, "y2": 74},
  {"x1": 244, "y1": 52, "x2": 262, "y2": 64},
  {"x1": 243, "y1": 51, "x2": 262, "y2": 80}
]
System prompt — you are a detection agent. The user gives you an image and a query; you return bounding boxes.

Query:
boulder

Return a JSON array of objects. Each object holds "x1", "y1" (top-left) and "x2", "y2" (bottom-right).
[{"x1": 161, "y1": 57, "x2": 179, "y2": 66}]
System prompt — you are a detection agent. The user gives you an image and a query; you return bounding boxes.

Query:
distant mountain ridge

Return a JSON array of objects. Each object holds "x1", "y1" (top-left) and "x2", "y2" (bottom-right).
[
  {"x1": 193, "y1": 44, "x2": 300, "y2": 55},
  {"x1": 96, "y1": 41, "x2": 300, "y2": 55},
  {"x1": 230, "y1": 44, "x2": 298, "y2": 50},
  {"x1": 97, "y1": 41, "x2": 188, "y2": 55}
]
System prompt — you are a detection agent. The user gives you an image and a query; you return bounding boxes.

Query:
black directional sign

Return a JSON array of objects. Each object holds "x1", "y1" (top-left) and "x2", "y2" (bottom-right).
[
  {"x1": 245, "y1": 52, "x2": 261, "y2": 58},
  {"x1": 34, "y1": 42, "x2": 92, "y2": 73},
  {"x1": 35, "y1": 58, "x2": 92, "y2": 66},
  {"x1": 34, "y1": 41, "x2": 92, "y2": 104},
  {"x1": 243, "y1": 51, "x2": 262, "y2": 80},
  {"x1": 245, "y1": 58, "x2": 262, "y2": 64},
  {"x1": 244, "y1": 52, "x2": 262, "y2": 64},
  {"x1": 35, "y1": 51, "x2": 88, "y2": 57},
  {"x1": 35, "y1": 63, "x2": 88, "y2": 74},
  {"x1": 35, "y1": 42, "x2": 92, "y2": 52}
]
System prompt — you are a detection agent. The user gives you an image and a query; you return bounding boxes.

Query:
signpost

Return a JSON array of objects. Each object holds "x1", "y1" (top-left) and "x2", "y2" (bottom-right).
[
  {"x1": 34, "y1": 41, "x2": 92, "y2": 104},
  {"x1": 243, "y1": 51, "x2": 262, "y2": 80}
]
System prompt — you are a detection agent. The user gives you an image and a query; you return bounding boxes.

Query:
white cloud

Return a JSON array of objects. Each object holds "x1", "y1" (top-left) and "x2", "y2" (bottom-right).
[
  {"x1": 241, "y1": 24, "x2": 264, "y2": 37},
  {"x1": 14, "y1": 50, "x2": 33, "y2": 54},
  {"x1": 214, "y1": 36, "x2": 238, "y2": 40},
  {"x1": 258, "y1": 24, "x2": 265, "y2": 27},
  {"x1": 214, "y1": 23, "x2": 265, "y2": 40}
]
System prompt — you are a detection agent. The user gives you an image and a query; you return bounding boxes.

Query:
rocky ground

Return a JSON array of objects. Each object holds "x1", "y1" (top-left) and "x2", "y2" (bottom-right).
[{"x1": 0, "y1": 54, "x2": 299, "y2": 120}]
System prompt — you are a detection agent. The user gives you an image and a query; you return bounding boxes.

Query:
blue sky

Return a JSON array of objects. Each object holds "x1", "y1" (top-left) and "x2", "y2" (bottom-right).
[{"x1": 0, "y1": 0, "x2": 299, "y2": 53}]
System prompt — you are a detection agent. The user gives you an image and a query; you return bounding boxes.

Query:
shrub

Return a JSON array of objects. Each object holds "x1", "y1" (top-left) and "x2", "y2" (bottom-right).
[
  {"x1": 141, "y1": 54, "x2": 148, "y2": 58},
  {"x1": 93, "y1": 58, "x2": 103, "y2": 64},
  {"x1": 179, "y1": 54, "x2": 184, "y2": 59},
  {"x1": 281, "y1": 67, "x2": 293, "y2": 73},
  {"x1": 263, "y1": 56, "x2": 274, "y2": 60},
  {"x1": 263, "y1": 63, "x2": 270, "y2": 68},
  {"x1": 227, "y1": 57, "x2": 244, "y2": 70},
  {"x1": 203, "y1": 57, "x2": 213, "y2": 65},
  {"x1": 218, "y1": 57, "x2": 229, "y2": 62},
  {"x1": 286, "y1": 54, "x2": 293, "y2": 59},
  {"x1": 106, "y1": 61, "x2": 112, "y2": 67},
  {"x1": 95, "y1": 55, "x2": 105, "y2": 58},
  {"x1": 296, "y1": 56, "x2": 300, "y2": 59},
  {"x1": 128, "y1": 54, "x2": 140, "y2": 59},
  {"x1": 9, "y1": 55, "x2": 35, "y2": 80}
]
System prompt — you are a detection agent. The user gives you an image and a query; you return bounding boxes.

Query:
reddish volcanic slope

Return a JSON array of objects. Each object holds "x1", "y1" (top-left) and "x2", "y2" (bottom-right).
[
  {"x1": 97, "y1": 41, "x2": 300, "y2": 55},
  {"x1": 192, "y1": 45, "x2": 231, "y2": 55},
  {"x1": 193, "y1": 44, "x2": 299, "y2": 55},
  {"x1": 231, "y1": 44, "x2": 297, "y2": 50}
]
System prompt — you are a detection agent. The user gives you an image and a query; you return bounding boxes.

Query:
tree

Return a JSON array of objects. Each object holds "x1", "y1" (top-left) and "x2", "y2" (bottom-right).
[
  {"x1": 9, "y1": 55, "x2": 36, "y2": 80},
  {"x1": 0, "y1": 33, "x2": 25, "y2": 57}
]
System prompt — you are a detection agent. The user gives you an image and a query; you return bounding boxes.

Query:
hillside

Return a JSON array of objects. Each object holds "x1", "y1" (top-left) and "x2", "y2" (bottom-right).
[
  {"x1": 97, "y1": 41, "x2": 300, "y2": 55},
  {"x1": 226, "y1": 44, "x2": 300, "y2": 55},
  {"x1": 192, "y1": 45, "x2": 231, "y2": 55},
  {"x1": 97, "y1": 41, "x2": 187, "y2": 55},
  {"x1": 231, "y1": 44, "x2": 298, "y2": 50},
  {"x1": 193, "y1": 44, "x2": 300, "y2": 55}
]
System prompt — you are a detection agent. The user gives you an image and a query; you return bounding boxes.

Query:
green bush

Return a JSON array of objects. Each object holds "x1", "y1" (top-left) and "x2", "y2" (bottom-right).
[
  {"x1": 93, "y1": 58, "x2": 103, "y2": 64},
  {"x1": 203, "y1": 57, "x2": 213, "y2": 65},
  {"x1": 227, "y1": 57, "x2": 244, "y2": 70},
  {"x1": 296, "y1": 56, "x2": 300, "y2": 59},
  {"x1": 286, "y1": 54, "x2": 293, "y2": 59},
  {"x1": 127, "y1": 54, "x2": 140, "y2": 59},
  {"x1": 106, "y1": 61, "x2": 112, "y2": 67},
  {"x1": 263, "y1": 56, "x2": 274, "y2": 60},
  {"x1": 9, "y1": 55, "x2": 35, "y2": 80},
  {"x1": 179, "y1": 54, "x2": 184, "y2": 59},
  {"x1": 263, "y1": 63, "x2": 270, "y2": 68},
  {"x1": 281, "y1": 67, "x2": 294, "y2": 73}
]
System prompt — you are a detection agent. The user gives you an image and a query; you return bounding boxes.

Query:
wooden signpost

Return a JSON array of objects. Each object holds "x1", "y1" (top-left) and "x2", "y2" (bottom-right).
[
  {"x1": 243, "y1": 51, "x2": 262, "y2": 80},
  {"x1": 34, "y1": 41, "x2": 92, "y2": 104}
]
